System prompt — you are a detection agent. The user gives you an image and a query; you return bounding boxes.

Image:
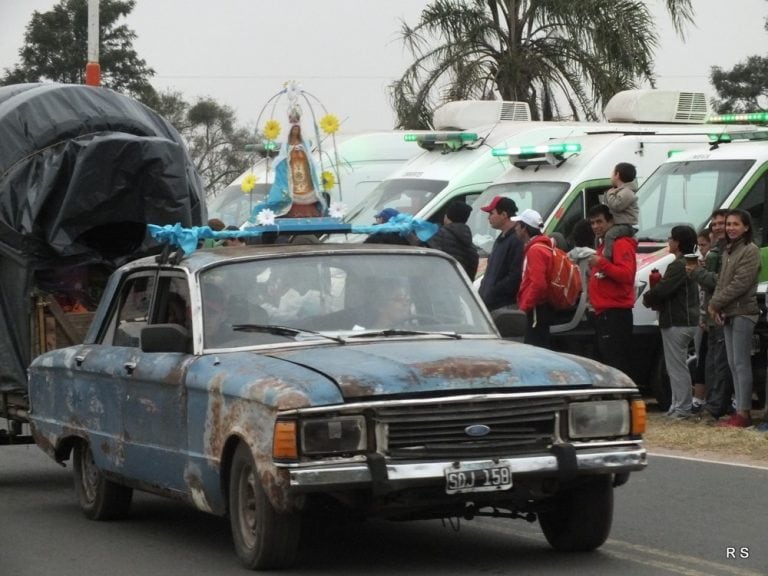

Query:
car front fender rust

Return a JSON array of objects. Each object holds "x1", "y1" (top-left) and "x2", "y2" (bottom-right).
[{"x1": 202, "y1": 379, "x2": 304, "y2": 513}]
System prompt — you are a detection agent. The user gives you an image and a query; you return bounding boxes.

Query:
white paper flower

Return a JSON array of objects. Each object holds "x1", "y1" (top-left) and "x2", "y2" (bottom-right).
[
  {"x1": 256, "y1": 209, "x2": 276, "y2": 226},
  {"x1": 328, "y1": 202, "x2": 348, "y2": 219}
]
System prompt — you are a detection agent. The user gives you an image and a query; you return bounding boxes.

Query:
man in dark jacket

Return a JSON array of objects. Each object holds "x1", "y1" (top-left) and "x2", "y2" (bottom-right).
[
  {"x1": 427, "y1": 200, "x2": 479, "y2": 279},
  {"x1": 478, "y1": 196, "x2": 523, "y2": 311},
  {"x1": 688, "y1": 209, "x2": 734, "y2": 420}
]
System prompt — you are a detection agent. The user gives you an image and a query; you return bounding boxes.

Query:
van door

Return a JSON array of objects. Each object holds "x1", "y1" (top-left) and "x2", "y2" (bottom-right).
[
  {"x1": 550, "y1": 180, "x2": 611, "y2": 244},
  {"x1": 732, "y1": 161, "x2": 768, "y2": 279}
]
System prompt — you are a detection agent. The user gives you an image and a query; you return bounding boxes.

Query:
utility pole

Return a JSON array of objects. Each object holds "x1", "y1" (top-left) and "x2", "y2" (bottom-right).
[{"x1": 85, "y1": 0, "x2": 100, "y2": 86}]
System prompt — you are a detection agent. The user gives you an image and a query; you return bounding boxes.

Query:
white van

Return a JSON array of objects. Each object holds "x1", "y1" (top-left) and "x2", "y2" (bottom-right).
[
  {"x1": 628, "y1": 130, "x2": 768, "y2": 407},
  {"x1": 207, "y1": 131, "x2": 426, "y2": 226},
  {"x1": 332, "y1": 101, "x2": 597, "y2": 237},
  {"x1": 468, "y1": 95, "x2": 768, "y2": 404},
  {"x1": 469, "y1": 91, "x2": 760, "y2": 257}
]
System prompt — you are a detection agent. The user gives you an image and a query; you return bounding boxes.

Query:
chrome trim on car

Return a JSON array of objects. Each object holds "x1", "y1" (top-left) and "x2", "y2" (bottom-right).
[
  {"x1": 279, "y1": 389, "x2": 639, "y2": 416},
  {"x1": 286, "y1": 445, "x2": 646, "y2": 489}
]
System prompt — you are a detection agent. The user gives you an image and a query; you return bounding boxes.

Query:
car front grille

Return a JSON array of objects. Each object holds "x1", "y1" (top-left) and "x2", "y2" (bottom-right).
[{"x1": 376, "y1": 397, "x2": 565, "y2": 459}]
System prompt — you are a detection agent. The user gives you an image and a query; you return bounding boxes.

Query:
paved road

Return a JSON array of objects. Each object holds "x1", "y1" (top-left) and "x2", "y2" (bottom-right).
[{"x1": 1, "y1": 444, "x2": 766, "y2": 575}]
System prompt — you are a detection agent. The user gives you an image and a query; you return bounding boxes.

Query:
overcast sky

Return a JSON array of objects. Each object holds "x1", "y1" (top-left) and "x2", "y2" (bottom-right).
[{"x1": 1, "y1": 0, "x2": 766, "y2": 133}]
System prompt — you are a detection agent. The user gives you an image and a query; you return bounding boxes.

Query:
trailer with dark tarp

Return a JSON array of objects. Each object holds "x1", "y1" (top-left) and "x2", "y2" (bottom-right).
[{"x1": 0, "y1": 83, "x2": 206, "y2": 443}]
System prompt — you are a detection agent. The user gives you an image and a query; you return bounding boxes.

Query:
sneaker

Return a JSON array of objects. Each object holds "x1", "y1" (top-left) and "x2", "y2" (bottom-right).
[
  {"x1": 715, "y1": 413, "x2": 752, "y2": 428},
  {"x1": 755, "y1": 421, "x2": 768, "y2": 433},
  {"x1": 667, "y1": 411, "x2": 692, "y2": 421},
  {"x1": 691, "y1": 402, "x2": 703, "y2": 414}
]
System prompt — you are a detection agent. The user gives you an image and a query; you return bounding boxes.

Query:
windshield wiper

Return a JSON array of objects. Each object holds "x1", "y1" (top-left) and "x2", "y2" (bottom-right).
[
  {"x1": 232, "y1": 324, "x2": 345, "y2": 344},
  {"x1": 636, "y1": 236, "x2": 665, "y2": 243},
  {"x1": 346, "y1": 329, "x2": 462, "y2": 339}
]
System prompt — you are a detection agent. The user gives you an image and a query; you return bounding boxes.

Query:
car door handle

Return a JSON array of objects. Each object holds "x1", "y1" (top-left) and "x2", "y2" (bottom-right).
[
  {"x1": 124, "y1": 361, "x2": 137, "y2": 375},
  {"x1": 75, "y1": 355, "x2": 85, "y2": 367}
]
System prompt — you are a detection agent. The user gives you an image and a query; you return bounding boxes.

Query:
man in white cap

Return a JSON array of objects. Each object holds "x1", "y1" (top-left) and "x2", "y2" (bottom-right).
[{"x1": 512, "y1": 208, "x2": 553, "y2": 348}]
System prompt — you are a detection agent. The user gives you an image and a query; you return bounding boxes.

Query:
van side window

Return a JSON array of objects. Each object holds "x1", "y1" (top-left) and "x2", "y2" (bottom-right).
[{"x1": 737, "y1": 168, "x2": 768, "y2": 247}]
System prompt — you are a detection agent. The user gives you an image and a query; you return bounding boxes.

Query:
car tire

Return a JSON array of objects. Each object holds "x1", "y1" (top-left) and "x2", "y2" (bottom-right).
[
  {"x1": 538, "y1": 475, "x2": 613, "y2": 552},
  {"x1": 72, "y1": 440, "x2": 133, "y2": 520},
  {"x1": 229, "y1": 443, "x2": 301, "y2": 570}
]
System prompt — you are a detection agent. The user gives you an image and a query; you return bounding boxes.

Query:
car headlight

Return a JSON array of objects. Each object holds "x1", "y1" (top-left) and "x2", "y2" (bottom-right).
[
  {"x1": 568, "y1": 400, "x2": 630, "y2": 439},
  {"x1": 300, "y1": 416, "x2": 367, "y2": 456}
]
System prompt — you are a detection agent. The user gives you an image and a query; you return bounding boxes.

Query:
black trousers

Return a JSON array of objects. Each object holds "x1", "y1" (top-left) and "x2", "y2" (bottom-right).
[
  {"x1": 594, "y1": 308, "x2": 633, "y2": 374},
  {"x1": 524, "y1": 305, "x2": 552, "y2": 349}
]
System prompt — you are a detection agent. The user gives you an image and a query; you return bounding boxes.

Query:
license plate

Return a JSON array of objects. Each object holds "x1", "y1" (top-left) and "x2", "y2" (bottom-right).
[{"x1": 444, "y1": 460, "x2": 513, "y2": 494}]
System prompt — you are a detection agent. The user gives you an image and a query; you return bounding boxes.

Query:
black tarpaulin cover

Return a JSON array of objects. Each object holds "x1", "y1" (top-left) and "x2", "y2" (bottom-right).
[{"x1": 0, "y1": 83, "x2": 207, "y2": 390}]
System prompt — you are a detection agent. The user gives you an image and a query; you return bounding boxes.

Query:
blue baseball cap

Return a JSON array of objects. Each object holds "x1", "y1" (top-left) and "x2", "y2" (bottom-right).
[{"x1": 374, "y1": 207, "x2": 399, "y2": 223}]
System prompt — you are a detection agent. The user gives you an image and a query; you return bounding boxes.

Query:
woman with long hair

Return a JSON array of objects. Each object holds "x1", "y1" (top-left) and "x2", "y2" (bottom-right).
[
  {"x1": 642, "y1": 224, "x2": 700, "y2": 418},
  {"x1": 708, "y1": 209, "x2": 761, "y2": 427}
]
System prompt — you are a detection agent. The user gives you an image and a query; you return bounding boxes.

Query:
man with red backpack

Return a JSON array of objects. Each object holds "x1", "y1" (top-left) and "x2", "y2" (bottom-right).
[
  {"x1": 514, "y1": 209, "x2": 554, "y2": 348},
  {"x1": 587, "y1": 203, "x2": 637, "y2": 374}
]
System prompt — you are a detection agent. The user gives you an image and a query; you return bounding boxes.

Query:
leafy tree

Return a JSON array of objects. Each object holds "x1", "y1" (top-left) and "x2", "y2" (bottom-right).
[
  {"x1": 174, "y1": 97, "x2": 252, "y2": 197},
  {"x1": 710, "y1": 15, "x2": 768, "y2": 113},
  {"x1": 1, "y1": 0, "x2": 156, "y2": 102},
  {"x1": 390, "y1": 0, "x2": 694, "y2": 127}
]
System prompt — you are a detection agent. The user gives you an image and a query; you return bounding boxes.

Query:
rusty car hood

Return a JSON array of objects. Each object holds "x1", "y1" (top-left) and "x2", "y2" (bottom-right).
[{"x1": 266, "y1": 338, "x2": 631, "y2": 399}]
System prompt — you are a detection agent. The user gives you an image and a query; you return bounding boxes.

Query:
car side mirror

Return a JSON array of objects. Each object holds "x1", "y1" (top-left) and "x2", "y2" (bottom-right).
[{"x1": 140, "y1": 324, "x2": 190, "y2": 353}]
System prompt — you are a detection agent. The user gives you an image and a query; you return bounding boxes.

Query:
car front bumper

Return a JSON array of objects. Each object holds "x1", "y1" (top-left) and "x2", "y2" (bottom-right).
[{"x1": 285, "y1": 443, "x2": 646, "y2": 491}]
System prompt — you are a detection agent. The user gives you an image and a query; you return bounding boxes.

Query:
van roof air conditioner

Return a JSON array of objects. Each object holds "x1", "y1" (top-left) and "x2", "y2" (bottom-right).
[
  {"x1": 604, "y1": 90, "x2": 710, "y2": 124},
  {"x1": 432, "y1": 100, "x2": 532, "y2": 130}
]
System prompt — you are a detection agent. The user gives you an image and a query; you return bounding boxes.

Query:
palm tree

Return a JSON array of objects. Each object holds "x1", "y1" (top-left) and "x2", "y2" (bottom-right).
[{"x1": 390, "y1": 0, "x2": 694, "y2": 127}]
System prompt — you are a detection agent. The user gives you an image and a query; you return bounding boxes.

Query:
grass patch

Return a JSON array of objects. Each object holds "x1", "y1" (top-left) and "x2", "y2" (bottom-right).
[{"x1": 644, "y1": 409, "x2": 768, "y2": 463}]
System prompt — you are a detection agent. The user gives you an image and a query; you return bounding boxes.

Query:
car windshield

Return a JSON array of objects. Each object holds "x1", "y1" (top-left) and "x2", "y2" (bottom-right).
[
  {"x1": 636, "y1": 159, "x2": 754, "y2": 242},
  {"x1": 468, "y1": 181, "x2": 569, "y2": 254},
  {"x1": 199, "y1": 252, "x2": 494, "y2": 349}
]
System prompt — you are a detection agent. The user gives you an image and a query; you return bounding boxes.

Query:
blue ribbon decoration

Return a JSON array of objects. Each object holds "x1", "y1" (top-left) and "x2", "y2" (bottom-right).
[{"x1": 148, "y1": 214, "x2": 438, "y2": 255}]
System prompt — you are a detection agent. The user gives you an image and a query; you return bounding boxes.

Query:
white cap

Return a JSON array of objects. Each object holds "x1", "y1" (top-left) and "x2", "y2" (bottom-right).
[{"x1": 511, "y1": 208, "x2": 543, "y2": 229}]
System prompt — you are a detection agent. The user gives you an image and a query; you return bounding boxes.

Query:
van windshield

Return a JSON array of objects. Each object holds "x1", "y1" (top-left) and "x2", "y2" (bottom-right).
[
  {"x1": 468, "y1": 181, "x2": 569, "y2": 254},
  {"x1": 342, "y1": 178, "x2": 449, "y2": 225},
  {"x1": 208, "y1": 183, "x2": 271, "y2": 227},
  {"x1": 636, "y1": 159, "x2": 754, "y2": 242}
]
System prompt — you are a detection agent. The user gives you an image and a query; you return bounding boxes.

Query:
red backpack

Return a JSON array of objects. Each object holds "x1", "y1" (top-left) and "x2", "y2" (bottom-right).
[{"x1": 533, "y1": 240, "x2": 583, "y2": 310}]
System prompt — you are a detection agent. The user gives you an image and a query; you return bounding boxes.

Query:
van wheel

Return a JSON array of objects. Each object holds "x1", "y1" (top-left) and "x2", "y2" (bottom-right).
[
  {"x1": 538, "y1": 475, "x2": 613, "y2": 551},
  {"x1": 649, "y1": 353, "x2": 671, "y2": 412},
  {"x1": 229, "y1": 443, "x2": 301, "y2": 569},
  {"x1": 72, "y1": 440, "x2": 132, "y2": 520}
]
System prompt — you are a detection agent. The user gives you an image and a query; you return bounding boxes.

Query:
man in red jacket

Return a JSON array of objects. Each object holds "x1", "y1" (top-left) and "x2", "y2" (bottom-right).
[
  {"x1": 587, "y1": 204, "x2": 637, "y2": 374},
  {"x1": 514, "y1": 208, "x2": 553, "y2": 348}
]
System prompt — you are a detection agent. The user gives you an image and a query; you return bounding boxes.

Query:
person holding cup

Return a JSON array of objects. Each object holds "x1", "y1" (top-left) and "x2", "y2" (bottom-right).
[{"x1": 642, "y1": 225, "x2": 700, "y2": 419}]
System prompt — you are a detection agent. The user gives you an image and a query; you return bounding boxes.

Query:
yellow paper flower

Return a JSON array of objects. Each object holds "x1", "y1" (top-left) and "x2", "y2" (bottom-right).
[
  {"x1": 321, "y1": 170, "x2": 336, "y2": 191},
  {"x1": 263, "y1": 119, "x2": 281, "y2": 141},
  {"x1": 241, "y1": 173, "x2": 258, "y2": 193},
  {"x1": 319, "y1": 114, "x2": 340, "y2": 135}
]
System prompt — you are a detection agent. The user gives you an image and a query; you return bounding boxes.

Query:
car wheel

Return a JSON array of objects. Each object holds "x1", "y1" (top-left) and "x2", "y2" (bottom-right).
[
  {"x1": 538, "y1": 475, "x2": 613, "y2": 552},
  {"x1": 229, "y1": 443, "x2": 301, "y2": 570},
  {"x1": 72, "y1": 440, "x2": 132, "y2": 520}
]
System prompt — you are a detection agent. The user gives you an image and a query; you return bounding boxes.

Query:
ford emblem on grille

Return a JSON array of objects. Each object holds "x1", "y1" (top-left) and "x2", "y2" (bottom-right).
[{"x1": 464, "y1": 424, "x2": 491, "y2": 437}]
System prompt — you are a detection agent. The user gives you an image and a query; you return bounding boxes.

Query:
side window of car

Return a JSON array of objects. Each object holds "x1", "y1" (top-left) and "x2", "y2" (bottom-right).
[
  {"x1": 110, "y1": 275, "x2": 156, "y2": 347},
  {"x1": 156, "y1": 277, "x2": 191, "y2": 330}
]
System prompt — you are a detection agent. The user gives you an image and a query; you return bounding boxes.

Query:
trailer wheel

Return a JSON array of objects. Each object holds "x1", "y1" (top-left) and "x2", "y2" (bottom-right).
[
  {"x1": 229, "y1": 443, "x2": 301, "y2": 570},
  {"x1": 72, "y1": 440, "x2": 132, "y2": 520}
]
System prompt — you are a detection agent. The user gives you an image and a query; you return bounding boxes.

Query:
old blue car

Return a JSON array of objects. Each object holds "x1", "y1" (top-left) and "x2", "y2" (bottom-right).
[{"x1": 28, "y1": 237, "x2": 646, "y2": 570}]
